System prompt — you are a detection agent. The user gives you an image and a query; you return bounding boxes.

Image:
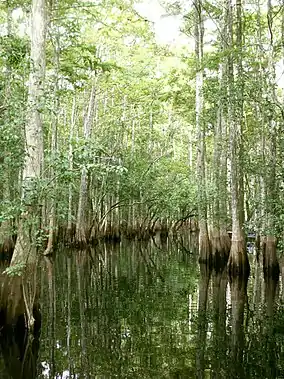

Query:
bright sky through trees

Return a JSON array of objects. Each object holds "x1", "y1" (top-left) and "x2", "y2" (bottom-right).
[{"x1": 135, "y1": 0, "x2": 187, "y2": 45}]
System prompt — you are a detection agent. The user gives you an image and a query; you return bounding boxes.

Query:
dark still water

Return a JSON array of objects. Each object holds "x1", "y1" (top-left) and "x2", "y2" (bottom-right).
[{"x1": 1, "y1": 234, "x2": 284, "y2": 378}]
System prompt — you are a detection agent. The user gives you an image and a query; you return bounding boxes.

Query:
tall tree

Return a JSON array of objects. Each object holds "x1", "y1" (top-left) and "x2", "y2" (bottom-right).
[
  {"x1": 11, "y1": 0, "x2": 47, "y2": 265},
  {"x1": 45, "y1": 0, "x2": 60, "y2": 254},
  {"x1": 75, "y1": 78, "x2": 98, "y2": 245},
  {"x1": 0, "y1": 2, "x2": 14, "y2": 254},
  {"x1": 227, "y1": 0, "x2": 249, "y2": 276},
  {"x1": 210, "y1": 3, "x2": 231, "y2": 262},
  {"x1": 262, "y1": 0, "x2": 280, "y2": 277},
  {"x1": 194, "y1": 0, "x2": 211, "y2": 262}
]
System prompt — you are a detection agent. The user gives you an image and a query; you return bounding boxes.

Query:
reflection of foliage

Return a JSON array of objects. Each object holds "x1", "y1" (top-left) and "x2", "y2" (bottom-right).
[
  {"x1": 37, "y1": 245, "x2": 284, "y2": 378},
  {"x1": 240, "y1": 304, "x2": 284, "y2": 378},
  {"x1": 38, "y1": 240, "x2": 199, "y2": 378}
]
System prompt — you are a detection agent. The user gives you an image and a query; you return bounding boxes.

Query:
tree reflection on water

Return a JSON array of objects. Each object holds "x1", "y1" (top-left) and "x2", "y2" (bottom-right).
[{"x1": 1, "y1": 236, "x2": 284, "y2": 378}]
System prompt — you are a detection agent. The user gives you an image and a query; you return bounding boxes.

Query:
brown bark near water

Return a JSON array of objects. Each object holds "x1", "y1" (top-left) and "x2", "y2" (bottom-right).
[
  {"x1": 211, "y1": 227, "x2": 230, "y2": 265},
  {"x1": 263, "y1": 236, "x2": 279, "y2": 279},
  {"x1": 0, "y1": 262, "x2": 41, "y2": 334},
  {"x1": 199, "y1": 220, "x2": 211, "y2": 263},
  {"x1": 228, "y1": 237, "x2": 249, "y2": 277}
]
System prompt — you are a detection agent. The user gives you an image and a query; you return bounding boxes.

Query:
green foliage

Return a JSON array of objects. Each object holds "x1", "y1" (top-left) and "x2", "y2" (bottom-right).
[
  {"x1": 1, "y1": 0, "x2": 284, "y2": 251},
  {"x1": 59, "y1": 43, "x2": 119, "y2": 86},
  {"x1": 0, "y1": 200, "x2": 22, "y2": 223},
  {"x1": 0, "y1": 35, "x2": 28, "y2": 68},
  {"x1": 3, "y1": 262, "x2": 26, "y2": 276}
]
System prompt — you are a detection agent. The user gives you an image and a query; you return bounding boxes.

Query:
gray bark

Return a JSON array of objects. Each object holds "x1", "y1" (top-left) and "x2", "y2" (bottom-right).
[
  {"x1": 194, "y1": 0, "x2": 211, "y2": 261},
  {"x1": 227, "y1": 0, "x2": 249, "y2": 276},
  {"x1": 11, "y1": 0, "x2": 46, "y2": 265},
  {"x1": 75, "y1": 79, "x2": 97, "y2": 244}
]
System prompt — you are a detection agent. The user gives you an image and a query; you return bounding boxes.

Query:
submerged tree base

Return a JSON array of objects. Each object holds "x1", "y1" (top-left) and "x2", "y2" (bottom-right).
[
  {"x1": 63, "y1": 222, "x2": 170, "y2": 247},
  {"x1": 0, "y1": 262, "x2": 40, "y2": 331},
  {"x1": 263, "y1": 236, "x2": 279, "y2": 279},
  {"x1": 211, "y1": 232, "x2": 231, "y2": 268},
  {"x1": 228, "y1": 239, "x2": 250, "y2": 278},
  {"x1": 74, "y1": 226, "x2": 89, "y2": 248},
  {"x1": 263, "y1": 262, "x2": 280, "y2": 280},
  {"x1": 199, "y1": 233, "x2": 212, "y2": 265}
]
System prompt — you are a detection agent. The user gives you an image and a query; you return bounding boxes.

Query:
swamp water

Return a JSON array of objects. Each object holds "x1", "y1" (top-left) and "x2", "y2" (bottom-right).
[{"x1": 0, "y1": 234, "x2": 284, "y2": 378}]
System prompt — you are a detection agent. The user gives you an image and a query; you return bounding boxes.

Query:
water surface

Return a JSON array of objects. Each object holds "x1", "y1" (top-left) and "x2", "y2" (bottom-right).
[{"x1": 1, "y1": 235, "x2": 284, "y2": 378}]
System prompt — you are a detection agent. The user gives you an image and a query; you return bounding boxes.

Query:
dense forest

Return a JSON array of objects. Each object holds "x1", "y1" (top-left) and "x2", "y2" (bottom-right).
[{"x1": 0, "y1": 0, "x2": 284, "y2": 330}]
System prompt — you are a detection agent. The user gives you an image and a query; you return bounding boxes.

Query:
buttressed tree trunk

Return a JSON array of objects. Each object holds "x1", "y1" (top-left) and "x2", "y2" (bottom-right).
[
  {"x1": 194, "y1": 0, "x2": 211, "y2": 263},
  {"x1": 227, "y1": 0, "x2": 249, "y2": 277},
  {"x1": 262, "y1": 0, "x2": 279, "y2": 278},
  {"x1": 211, "y1": 4, "x2": 231, "y2": 262},
  {"x1": 11, "y1": 0, "x2": 46, "y2": 265}
]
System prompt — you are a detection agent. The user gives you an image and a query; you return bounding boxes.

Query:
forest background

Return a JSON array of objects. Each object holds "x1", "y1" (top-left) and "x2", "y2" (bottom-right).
[{"x1": 0, "y1": 0, "x2": 284, "y2": 277}]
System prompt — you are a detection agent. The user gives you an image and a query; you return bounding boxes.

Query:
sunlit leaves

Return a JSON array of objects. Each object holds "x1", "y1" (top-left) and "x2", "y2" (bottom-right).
[{"x1": 0, "y1": 35, "x2": 29, "y2": 68}]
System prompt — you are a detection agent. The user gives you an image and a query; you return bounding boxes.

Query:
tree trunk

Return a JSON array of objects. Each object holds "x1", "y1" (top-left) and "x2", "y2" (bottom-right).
[
  {"x1": 75, "y1": 80, "x2": 97, "y2": 245},
  {"x1": 11, "y1": 0, "x2": 46, "y2": 266},
  {"x1": 217, "y1": 4, "x2": 231, "y2": 257},
  {"x1": 263, "y1": 0, "x2": 279, "y2": 278},
  {"x1": 194, "y1": 0, "x2": 211, "y2": 263},
  {"x1": 0, "y1": 4, "x2": 15, "y2": 255},
  {"x1": 227, "y1": 0, "x2": 249, "y2": 277},
  {"x1": 67, "y1": 95, "x2": 77, "y2": 241},
  {"x1": 211, "y1": 46, "x2": 230, "y2": 262},
  {"x1": 45, "y1": 5, "x2": 59, "y2": 254}
]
